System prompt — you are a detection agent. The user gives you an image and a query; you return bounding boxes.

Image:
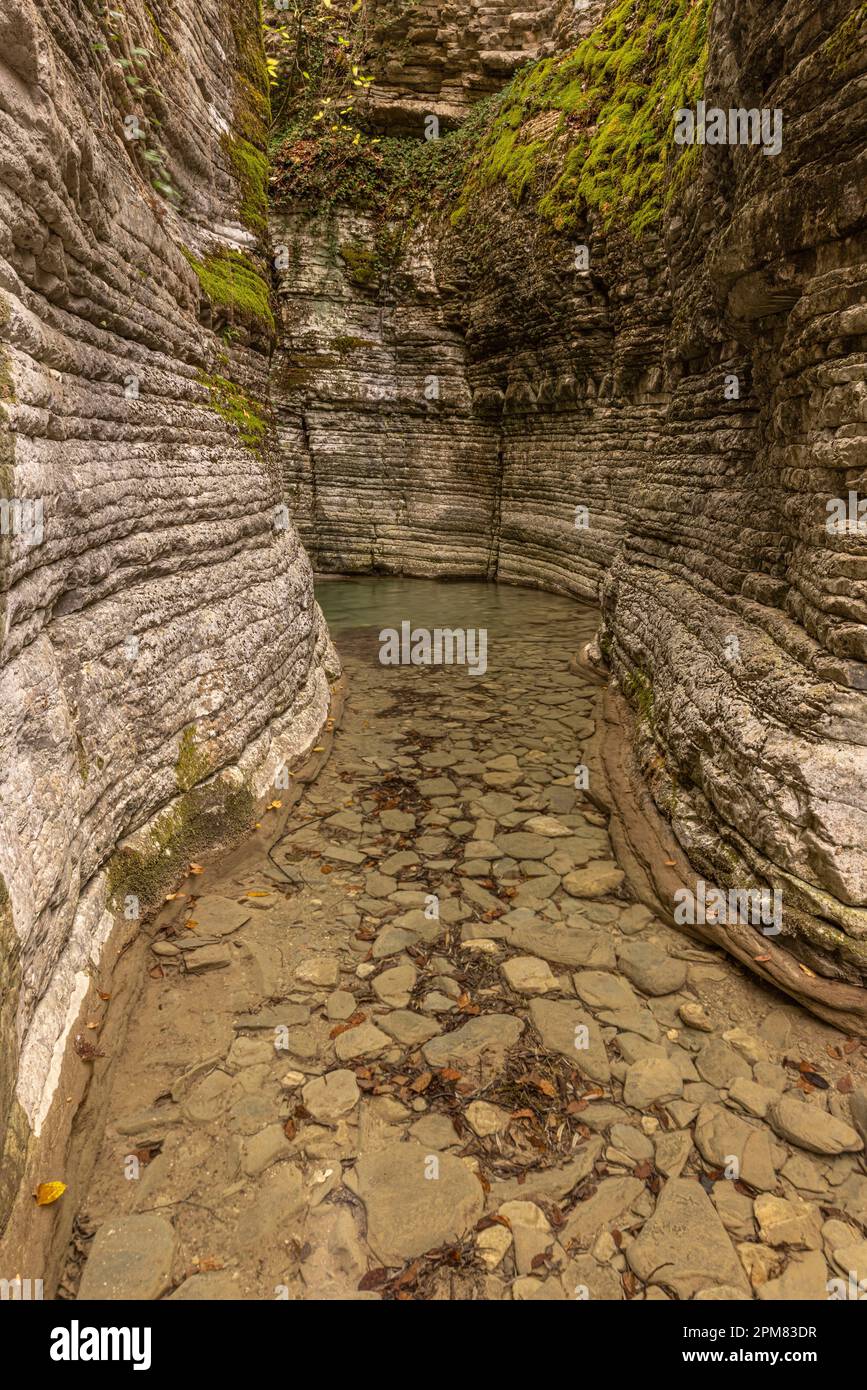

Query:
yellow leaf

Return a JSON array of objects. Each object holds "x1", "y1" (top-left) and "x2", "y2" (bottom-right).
[
  {"x1": 267, "y1": 799, "x2": 283, "y2": 810},
  {"x1": 34, "y1": 1181, "x2": 67, "y2": 1206},
  {"x1": 313, "y1": 746, "x2": 324, "y2": 752},
  {"x1": 799, "y1": 962, "x2": 817, "y2": 978},
  {"x1": 185, "y1": 919, "x2": 199, "y2": 930},
  {"x1": 247, "y1": 891, "x2": 271, "y2": 898},
  {"x1": 189, "y1": 863, "x2": 204, "y2": 875}
]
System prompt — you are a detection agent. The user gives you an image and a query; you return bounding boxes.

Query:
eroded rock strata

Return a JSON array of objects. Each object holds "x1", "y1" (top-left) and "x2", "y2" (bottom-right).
[
  {"x1": 271, "y1": 0, "x2": 867, "y2": 1017},
  {"x1": 0, "y1": 0, "x2": 336, "y2": 1233}
]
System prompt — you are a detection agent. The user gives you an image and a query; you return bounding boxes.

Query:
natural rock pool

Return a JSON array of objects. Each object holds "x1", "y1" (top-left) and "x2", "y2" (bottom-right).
[{"x1": 59, "y1": 579, "x2": 866, "y2": 1301}]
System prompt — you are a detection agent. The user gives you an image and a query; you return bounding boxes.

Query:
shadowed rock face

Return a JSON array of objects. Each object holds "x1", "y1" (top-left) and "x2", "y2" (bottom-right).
[
  {"x1": 273, "y1": 0, "x2": 867, "y2": 999},
  {"x1": 0, "y1": 0, "x2": 336, "y2": 1211}
]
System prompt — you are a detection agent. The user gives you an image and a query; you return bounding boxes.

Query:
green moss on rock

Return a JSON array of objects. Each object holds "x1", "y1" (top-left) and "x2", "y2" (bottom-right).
[
  {"x1": 338, "y1": 240, "x2": 378, "y2": 288},
  {"x1": 175, "y1": 725, "x2": 213, "y2": 793},
  {"x1": 459, "y1": 0, "x2": 712, "y2": 236},
  {"x1": 106, "y1": 778, "x2": 256, "y2": 915},
  {"x1": 222, "y1": 134, "x2": 268, "y2": 237},
  {"x1": 182, "y1": 247, "x2": 275, "y2": 338},
  {"x1": 197, "y1": 372, "x2": 269, "y2": 452}
]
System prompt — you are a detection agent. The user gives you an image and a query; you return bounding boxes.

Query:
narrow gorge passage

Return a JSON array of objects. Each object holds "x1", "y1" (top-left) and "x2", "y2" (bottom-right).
[
  {"x1": 2, "y1": 0, "x2": 866, "y2": 1334},
  {"x1": 61, "y1": 581, "x2": 866, "y2": 1301}
]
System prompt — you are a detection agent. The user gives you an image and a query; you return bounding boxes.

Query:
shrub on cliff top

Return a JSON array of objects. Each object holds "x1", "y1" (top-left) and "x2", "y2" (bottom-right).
[{"x1": 458, "y1": 0, "x2": 712, "y2": 236}]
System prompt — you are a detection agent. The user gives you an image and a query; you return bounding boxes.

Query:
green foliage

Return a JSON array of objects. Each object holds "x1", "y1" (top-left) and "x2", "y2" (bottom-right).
[
  {"x1": 458, "y1": 0, "x2": 712, "y2": 236},
  {"x1": 265, "y1": 0, "x2": 373, "y2": 136},
  {"x1": 270, "y1": 94, "x2": 498, "y2": 222},
  {"x1": 198, "y1": 371, "x2": 269, "y2": 452},
  {"x1": 182, "y1": 248, "x2": 275, "y2": 337}
]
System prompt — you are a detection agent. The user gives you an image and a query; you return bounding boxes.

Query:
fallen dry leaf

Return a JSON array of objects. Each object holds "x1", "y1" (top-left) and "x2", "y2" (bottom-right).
[
  {"x1": 329, "y1": 1012, "x2": 366, "y2": 1039},
  {"x1": 410, "y1": 1071, "x2": 433, "y2": 1093},
  {"x1": 34, "y1": 1181, "x2": 66, "y2": 1206},
  {"x1": 188, "y1": 863, "x2": 204, "y2": 875}
]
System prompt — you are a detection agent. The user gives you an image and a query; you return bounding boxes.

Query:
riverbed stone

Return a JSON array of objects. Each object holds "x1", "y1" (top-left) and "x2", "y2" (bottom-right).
[
  {"x1": 626, "y1": 1179, "x2": 749, "y2": 1298},
  {"x1": 372, "y1": 962, "x2": 417, "y2": 1008},
  {"x1": 302, "y1": 1069, "x2": 360, "y2": 1122},
  {"x1": 616, "y1": 940, "x2": 687, "y2": 996},
  {"x1": 348, "y1": 1142, "x2": 484, "y2": 1264},
  {"x1": 767, "y1": 1097, "x2": 864, "y2": 1155},
  {"x1": 333, "y1": 1022, "x2": 391, "y2": 1061},
  {"x1": 423, "y1": 1014, "x2": 523, "y2": 1068},
  {"x1": 77, "y1": 1215, "x2": 177, "y2": 1300},
  {"x1": 623, "y1": 1057, "x2": 683, "y2": 1108},
  {"x1": 529, "y1": 999, "x2": 610, "y2": 1082},
  {"x1": 501, "y1": 955, "x2": 558, "y2": 994}
]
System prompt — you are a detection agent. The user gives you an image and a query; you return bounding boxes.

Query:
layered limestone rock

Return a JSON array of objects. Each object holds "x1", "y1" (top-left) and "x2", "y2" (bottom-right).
[
  {"x1": 0, "y1": 0, "x2": 337, "y2": 1229},
  {"x1": 358, "y1": 0, "x2": 590, "y2": 133},
  {"x1": 272, "y1": 0, "x2": 867, "y2": 1017}
]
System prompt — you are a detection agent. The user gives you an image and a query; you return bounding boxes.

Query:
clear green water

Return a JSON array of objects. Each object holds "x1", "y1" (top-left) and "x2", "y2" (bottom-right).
[{"x1": 315, "y1": 576, "x2": 597, "y2": 645}]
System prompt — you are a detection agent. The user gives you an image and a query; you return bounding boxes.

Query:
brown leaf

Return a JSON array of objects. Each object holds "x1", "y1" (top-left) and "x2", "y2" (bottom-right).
[
  {"x1": 148, "y1": 964, "x2": 164, "y2": 979},
  {"x1": 358, "y1": 1268, "x2": 390, "y2": 1291},
  {"x1": 188, "y1": 863, "x2": 204, "y2": 875},
  {"x1": 438, "y1": 1068, "x2": 462, "y2": 1083},
  {"x1": 836, "y1": 1073, "x2": 854, "y2": 1094},
  {"x1": 634, "y1": 1161, "x2": 654, "y2": 1180},
  {"x1": 320, "y1": 864, "x2": 333, "y2": 874},
  {"x1": 283, "y1": 1118, "x2": 296, "y2": 1141},
  {"x1": 534, "y1": 1078, "x2": 557, "y2": 1098},
  {"x1": 410, "y1": 1071, "x2": 433, "y2": 1093},
  {"x1": 74, "y1": 1033, "x2": 105, "y2": 1061},
  {"x1": 509, "y1": 1108, "x2": 536, "y2": 1121},
  {"x1": 97, "y1": 991, "x2": 112, "y2": 1002},
  {"x1": 329, "y1": 1012, "x2": 366, "y2": 1039},
  {"x1": 566, "y1": 1099, "x2": 588, "y2": 1114}
]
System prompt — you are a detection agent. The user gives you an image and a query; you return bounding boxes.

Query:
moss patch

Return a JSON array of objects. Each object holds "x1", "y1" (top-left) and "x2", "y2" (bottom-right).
[
  {"x1": 330, "y1": 334, "x2": 374, "y2": 355},
  {"x1": 823, "y1": 4, "x2": 866, "y2": 73},
  {"x1": 198, "y1": 372, "x2": 269, "y2": 452},
  {"x1": 182, "y1": 248, "x2": 275, "y2": 338},
  {"x1": 458, "y1": 0, "x2": 712, "y2": 236},
  {"x1": 222, "y1": 134, "x2": 268, "y2": 237},
  {"x1": 338, "y1": 239, "x2": 378, "y2": 288},
  {"x1": 106, "y1": 779, "x2": 256, "y2": 916},
  {"x1": 622, "y1": 667, "x2": 655, "y2": 727},
  {"x1": 175, "y1": 725, "x2": 213, "y2": 793}
]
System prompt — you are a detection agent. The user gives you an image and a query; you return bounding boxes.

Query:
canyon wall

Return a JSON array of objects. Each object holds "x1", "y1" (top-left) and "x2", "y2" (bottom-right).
[
  {"x1": 273, "y1": 0, "x2": 867, "y2": 1014},
  {"x1": 0, "y1": 0, "x2": 337, "y2": 1233}
]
